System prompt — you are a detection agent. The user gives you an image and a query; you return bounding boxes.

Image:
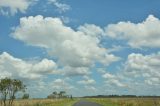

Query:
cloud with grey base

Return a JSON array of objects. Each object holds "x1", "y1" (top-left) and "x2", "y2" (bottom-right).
[{"x1": 105, "y1": 15, "x2": 160, "y2": 48}]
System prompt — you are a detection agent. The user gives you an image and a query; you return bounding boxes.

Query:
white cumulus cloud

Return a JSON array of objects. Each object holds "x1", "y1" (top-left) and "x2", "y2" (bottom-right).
[
  {"x1": 105, "y1": 15, "x2": 160, "y2": 48},
  {"x1": 0, "y1": 0, "x2": 36, "y2": 16},
  {"x1": 124, "y1": 52, "x2": 160, "y2": 86},
  {"x1": 102, "y1": 72, "x2": 127, "y2": 88},
  {"x1": 78, "y1": 24, "x2": 104, "y2": 38},
  {"x1": 48, "y1": 0, "x2": 70, "y2": 13},
  {"x1": 12, "y1": 15, "x2": 119, "y2": 70},
  {"x1": 78, "y1": 76, "x2": 96, "y2": 85},
  {"x1": 61, "y1": 66, "x2": 91, "y2": 77},
  {"x1": 0, "y1": 52, "x2": 58, "y2": 80}
]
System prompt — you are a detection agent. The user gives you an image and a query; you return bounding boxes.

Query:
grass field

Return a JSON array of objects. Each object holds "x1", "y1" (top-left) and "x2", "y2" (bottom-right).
[
  {"x1": 1, "y1": 98, "x2": 160, "y2": 106},
  {"x1": 87, "y1": 98, "x2": 160, "y2": 106},
  {"x1": 0, "y1": 99, "x2": 78, "y2": 106}
]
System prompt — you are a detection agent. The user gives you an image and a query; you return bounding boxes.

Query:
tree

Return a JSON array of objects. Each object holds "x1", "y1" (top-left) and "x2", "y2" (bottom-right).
[
  {"x1": 48, "y1": 91, "x2": 68, "y2": 99},
  {"x1": 22, "y1": 93, "x2": 29, "y2": 99},
  {"x1": 53, "y1": 91, "x2": 58, "y2": 98},
  {"x1": 9, "y1": 79, "x2": 26, "y2": 106},
  {"x1": 0, "y1": 78, "x2": 12, "y2": 106},
  {"x1": 53, "y1": 91, "x2": 57, "y2": 95},
  {"x1": 0, "y1": 78, "x2": 26, "y2": 106},
  {"x1": 70, "y1": 95, "x2": 73, "y2": 100},
  {"x1": 59, "y1": 91, "x2": 66, "y2": 98}
]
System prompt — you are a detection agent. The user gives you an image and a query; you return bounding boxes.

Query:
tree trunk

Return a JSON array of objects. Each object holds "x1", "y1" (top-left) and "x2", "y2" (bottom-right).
[
  {"x1": 10, "y1": 98, "x2": 14, "y2": 106},
  {"x1": 10, "y1": 94, "x2": 15, "y2": 106},
  {"x1": 3, "y1": 94, "x2": 7, "y2": 106}
]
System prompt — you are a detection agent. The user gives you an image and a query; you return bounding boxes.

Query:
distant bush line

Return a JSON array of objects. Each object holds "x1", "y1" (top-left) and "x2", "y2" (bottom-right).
[{"x1": 83, "y1": 95, "x2": 160, "y2": 98}]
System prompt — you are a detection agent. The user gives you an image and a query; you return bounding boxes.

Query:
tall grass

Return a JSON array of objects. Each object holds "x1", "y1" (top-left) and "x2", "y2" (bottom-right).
[
  {"x1": 87, "y1": 98, "x2": 160, "y2": 106},
  {"x1": 0, "y1": 99, "x2": 77, "y2": 106}
]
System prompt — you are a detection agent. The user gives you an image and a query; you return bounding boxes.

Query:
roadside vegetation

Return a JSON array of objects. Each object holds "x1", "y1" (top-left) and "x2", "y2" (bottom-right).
[
  {"x1": 12, "y1": 99, "x2": 77, "y2": 106},
  {"x1": 87, "y1": 98, "x2": 160, "y2": 106},
  {"x1": 0, "y1": 78, "x2": 26, "y2": 106},
  {"x1": 1, "y1": 78, "x2": 160, "y2": 106},
  {"x1": 0, "y1": 78, "x2": 77, "y2": 106}
]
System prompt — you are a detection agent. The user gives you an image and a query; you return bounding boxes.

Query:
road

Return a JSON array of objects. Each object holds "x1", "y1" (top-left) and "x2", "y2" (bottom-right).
[{"x1": 73, "y1": 100, "x2": 102, "y2": 106}]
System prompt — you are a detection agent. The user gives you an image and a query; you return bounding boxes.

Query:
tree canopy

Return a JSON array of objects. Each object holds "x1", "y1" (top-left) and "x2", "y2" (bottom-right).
[{"x1": 0, "y1": 78, "x2": 26, "y2": 106}]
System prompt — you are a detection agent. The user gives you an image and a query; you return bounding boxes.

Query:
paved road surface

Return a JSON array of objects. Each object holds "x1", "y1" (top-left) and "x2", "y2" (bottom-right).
[{"x1": 73, "y1": 100, "x2": 102, "y2": 106}]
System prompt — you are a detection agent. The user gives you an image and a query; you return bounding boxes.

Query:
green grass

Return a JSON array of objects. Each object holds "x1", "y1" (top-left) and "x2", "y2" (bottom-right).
[
  {"x1": 86, "y1": 98, "x2": 160, "y2": 106},
  {"x1": 2, "y1": 97, "x2": 160, "y2": 106},
  {"x1": 31, "y1": 99, "x2": 77, "y2": 106}
]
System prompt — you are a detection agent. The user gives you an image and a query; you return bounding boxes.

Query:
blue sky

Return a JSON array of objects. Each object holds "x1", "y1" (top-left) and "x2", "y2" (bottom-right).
[{"x1": 0, "y1": 0, "x2": 160, "y2": 98}]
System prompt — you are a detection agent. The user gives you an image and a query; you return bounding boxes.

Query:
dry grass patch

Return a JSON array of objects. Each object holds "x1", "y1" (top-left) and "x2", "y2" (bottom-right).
[
  {"x1": 1, "y1": 99, "x2": 77, "y2": 106},
  {"x1": 87, "y1": 98, "x2": 160, "y2": 106}
]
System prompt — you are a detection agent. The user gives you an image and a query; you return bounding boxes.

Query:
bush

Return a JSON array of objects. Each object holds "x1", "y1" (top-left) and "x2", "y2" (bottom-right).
[{"x1": 22, "y1": 93, "x2": 29, "y2": 99}]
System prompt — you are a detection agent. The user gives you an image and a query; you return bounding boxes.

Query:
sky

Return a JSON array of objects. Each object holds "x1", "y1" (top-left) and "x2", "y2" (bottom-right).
[{"x1": 0, "y1": 0, "x2": 160, "y2": 98}]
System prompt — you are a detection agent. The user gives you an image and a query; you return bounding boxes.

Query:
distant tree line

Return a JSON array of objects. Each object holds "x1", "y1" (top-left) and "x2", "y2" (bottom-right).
[
  {"x1": 47, "y1": 91, "x2": 73, "y2": 99},
  {"x1": 0, "y1": 78, "x2": 26, "y2": 106},
  {"x1": 83, "y1": 95, "x2": 160, "y2": 98}
]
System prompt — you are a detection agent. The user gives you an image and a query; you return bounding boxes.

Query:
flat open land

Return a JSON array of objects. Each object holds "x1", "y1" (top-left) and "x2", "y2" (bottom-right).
[
  {"x1": 1, "y1": 98, "x2": 160, "y2": 106},
  {"x1": 73, "y1": 100, "x2": 102, "y2": 106},
  {"x1": 1, "y1": 99, "x2": 78, "y2": 106},
  {"x1": 86, "y1": 98, "x2": 160, "y2": 106}
]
